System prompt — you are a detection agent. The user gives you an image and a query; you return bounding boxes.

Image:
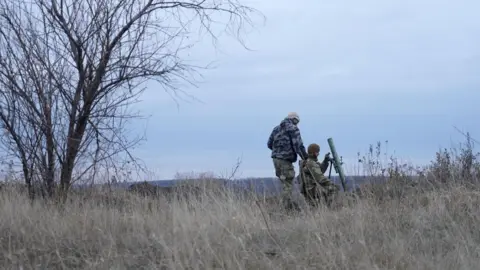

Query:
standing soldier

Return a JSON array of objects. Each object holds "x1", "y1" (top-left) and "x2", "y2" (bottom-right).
[
  {"x1": 300, "y1": 143, "x2": 340, "y2": 208},
  {"x1": 267, "y1": 112, "x2": 308, "y2": 210}
]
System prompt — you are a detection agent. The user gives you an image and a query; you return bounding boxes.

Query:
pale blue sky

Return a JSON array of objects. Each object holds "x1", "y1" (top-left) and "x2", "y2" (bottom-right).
[{"x1": 130, "y1": 0, "x2": 480, "y2": 180}]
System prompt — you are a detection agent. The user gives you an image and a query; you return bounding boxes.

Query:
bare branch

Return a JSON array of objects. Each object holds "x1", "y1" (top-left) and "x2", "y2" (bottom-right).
[{"x1": 0, "y1": 0, "x2": 262, "y2": 200}]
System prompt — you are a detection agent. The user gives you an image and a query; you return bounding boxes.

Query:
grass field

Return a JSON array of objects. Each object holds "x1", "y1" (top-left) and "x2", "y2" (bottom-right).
[{"x1": 0, "y1": 139, "x2": 479, "y2": 269}]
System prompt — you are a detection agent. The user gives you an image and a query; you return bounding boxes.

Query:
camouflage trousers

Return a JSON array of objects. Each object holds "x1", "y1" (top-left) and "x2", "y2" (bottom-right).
[
  {"x1": 302, "y1": 184, "x2": 337, "y2": 208},
  {"x1": 302, "y1": 180, "x2": 339, "y2": 208},
  {"x1": 272, "y1": 158, "x2": 296, "y2": 207}
]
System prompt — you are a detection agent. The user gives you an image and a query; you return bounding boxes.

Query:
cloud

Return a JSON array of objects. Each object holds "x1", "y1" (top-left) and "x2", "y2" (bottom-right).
[{"x1": 127, "y1": 0, "x2": 480, "y2": 180}]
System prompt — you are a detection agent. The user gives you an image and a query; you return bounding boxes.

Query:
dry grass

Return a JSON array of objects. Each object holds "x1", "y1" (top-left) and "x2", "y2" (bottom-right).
[
  {"x1": 1, "y1": 137, "x2": 480, "y2": 269},
  {"x1": 1, "y1": 184, "x2": 480, "y2": 269}
]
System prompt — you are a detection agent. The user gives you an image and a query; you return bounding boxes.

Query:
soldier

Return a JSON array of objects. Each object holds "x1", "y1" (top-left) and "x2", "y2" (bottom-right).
[
  {"x1": 267, "y1": 112, "x2": 308, "y2": 211},
  {"x1": 300, "y1": 143, "x2": 340, "y2": 208}
]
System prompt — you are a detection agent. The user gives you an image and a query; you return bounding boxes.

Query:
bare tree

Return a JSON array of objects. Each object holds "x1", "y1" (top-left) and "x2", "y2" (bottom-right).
[{"x1": 0, "y1": 0, "x2": 261, "y2": 201}]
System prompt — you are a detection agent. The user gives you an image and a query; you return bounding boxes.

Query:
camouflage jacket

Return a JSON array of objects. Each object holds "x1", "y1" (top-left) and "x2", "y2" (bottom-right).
[
  {"x1": 301, "y1": 156, "x2": 334, "y2": 190},
  {"x1": 267, "y1": 118, "x2": 307, "y2": 163}
]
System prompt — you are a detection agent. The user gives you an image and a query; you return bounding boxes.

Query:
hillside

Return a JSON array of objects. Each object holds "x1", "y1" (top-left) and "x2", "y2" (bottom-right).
[{"x1": 106, "y1": 175, "x2": 408, "y2": 196}]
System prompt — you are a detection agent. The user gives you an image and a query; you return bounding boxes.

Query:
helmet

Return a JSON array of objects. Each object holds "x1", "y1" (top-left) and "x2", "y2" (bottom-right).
[{"x1": 307, "y1": 143, "x2": 320, "y2": 155}]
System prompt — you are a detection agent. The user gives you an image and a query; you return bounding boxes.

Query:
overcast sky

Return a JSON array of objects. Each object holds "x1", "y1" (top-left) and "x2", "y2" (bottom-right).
[{"x1": 129, "y1": 0, "x2": 480, "y2": 180}]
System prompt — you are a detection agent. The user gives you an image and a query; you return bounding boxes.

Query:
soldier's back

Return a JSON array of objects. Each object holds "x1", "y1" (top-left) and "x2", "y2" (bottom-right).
[{"x1": 270, "y1": 120, "x2": 298, "y2": 162}]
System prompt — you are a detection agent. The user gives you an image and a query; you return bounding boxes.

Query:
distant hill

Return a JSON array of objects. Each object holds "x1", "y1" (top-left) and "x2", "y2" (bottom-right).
[{"x1": 89, "y1": 175, "x2": 400, "y2": 196}]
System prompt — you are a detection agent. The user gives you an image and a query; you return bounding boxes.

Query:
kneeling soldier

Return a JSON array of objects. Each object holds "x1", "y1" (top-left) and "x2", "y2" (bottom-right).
[{"x1": 300, "y1": 143, "x2": 340, "y2": 208}]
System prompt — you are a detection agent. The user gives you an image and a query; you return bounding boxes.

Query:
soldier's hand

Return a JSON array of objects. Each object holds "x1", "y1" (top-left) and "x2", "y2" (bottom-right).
[{"x1": 324, "y1": 152, "x2": 331, "y2": 161}]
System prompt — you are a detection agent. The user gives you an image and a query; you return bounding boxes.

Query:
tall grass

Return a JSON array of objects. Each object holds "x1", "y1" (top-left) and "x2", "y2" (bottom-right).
[{"x1": 0, "y1": 136, "x2": 479, "y2": 269}]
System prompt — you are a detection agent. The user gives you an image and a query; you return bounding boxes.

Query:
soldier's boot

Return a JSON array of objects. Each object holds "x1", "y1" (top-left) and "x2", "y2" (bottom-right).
[
  {"x1": 285, "y1": 199, "x2": 301, "y2": 213},
  {"x1": 281, "y1": 194, "x2": 300, "y2": 212}
]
